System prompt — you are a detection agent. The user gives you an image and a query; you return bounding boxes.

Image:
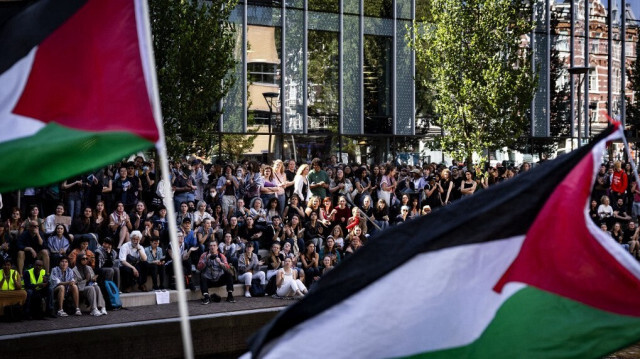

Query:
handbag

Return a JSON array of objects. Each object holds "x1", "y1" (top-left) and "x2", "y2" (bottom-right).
[
  {"x1": 249, "y1": 278, "x2": 265, "y2": 297},
  {"x1": 126, "y1": 254, "x2": 140, "y2": 266}
]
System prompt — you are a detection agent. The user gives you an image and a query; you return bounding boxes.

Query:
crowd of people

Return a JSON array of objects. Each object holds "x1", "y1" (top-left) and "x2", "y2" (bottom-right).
[{"x1": 1, "y1": 152, "x2": 634, "y2": 318}]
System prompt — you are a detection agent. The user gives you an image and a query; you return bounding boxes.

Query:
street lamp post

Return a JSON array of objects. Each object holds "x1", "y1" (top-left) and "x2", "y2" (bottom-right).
[
  {"x1": 568, "y1": 66, "x2": 593, "y2": 147},
  {"x1": 263, "y1": 92, "x2": 279, "y2": 160}
]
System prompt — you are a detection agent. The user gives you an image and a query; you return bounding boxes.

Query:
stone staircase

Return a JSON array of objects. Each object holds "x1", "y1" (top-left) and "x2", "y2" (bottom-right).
[{"x1": 119, "y1": 284, "x2": 246, "y2": 307}]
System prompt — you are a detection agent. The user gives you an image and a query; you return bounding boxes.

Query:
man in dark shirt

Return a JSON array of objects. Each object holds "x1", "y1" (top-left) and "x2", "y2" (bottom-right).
[{"x1": 17, "y1": 220, "x2": 50, "y2": 275}]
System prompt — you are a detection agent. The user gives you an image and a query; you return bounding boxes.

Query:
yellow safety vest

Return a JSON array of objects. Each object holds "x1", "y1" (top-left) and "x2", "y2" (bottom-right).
[
  {"x1": 27, "y1": 268, "x2": 45, "y2": 289},
  {"x1": 0, "y1": 269, "x2": 18, "y2": 290}
]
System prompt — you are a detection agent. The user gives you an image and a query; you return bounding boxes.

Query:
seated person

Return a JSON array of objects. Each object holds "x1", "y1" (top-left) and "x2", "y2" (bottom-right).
[
  {"x1": 68, "y1": 237, "x2": 95, "y2": 269},
  {"x1": 0, "y1": 258, "x2": 27, "y2": 315},
  {"x1": 73, "y1": 253, "x2": 107, "y2": 316},
  {"x1": 145, "y1": 238, "x2": 166, "y2": 290},
  {"x1": 70, "y1": 206, "x2": 99, "y2": 252},
  {"x1": 197, "y1": 242, "x2": 235, "y2": 304},
  {"x1": 17, "y1": 220, "x2": 50, "y2": 275},
  {"x1": 237, "y1": 242, "x2": 265, "y2": 298},
  {"x1": 94, "y1": 237, "x2": 121, "y2": 289},
  {"x1": 265, "y1": 242, "x2": 284, "y2": 280},
  {"x1": 50, "y1": 256, "x2": 81, "y2": 316},
  {"x1": 24, "y1": 259, "x2": 54, "y2": 319},
  {"x1": 118, "y1": 231, "x2": 148, "y2": 292},
  {"x1": 47, "y1": 224, "x2": 71, "y2": 269},
  {"x1": 166, "y1": 231, "x2": 198, "y2": 291},
  {"x1": 276, "y1": 257, "x2": 307, "y2": 298}
]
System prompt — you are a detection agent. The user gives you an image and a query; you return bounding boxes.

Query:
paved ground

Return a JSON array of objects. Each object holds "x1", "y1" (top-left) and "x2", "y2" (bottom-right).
[{"x1": 0, "y1": 296, "x2": 290, "y2": 337}]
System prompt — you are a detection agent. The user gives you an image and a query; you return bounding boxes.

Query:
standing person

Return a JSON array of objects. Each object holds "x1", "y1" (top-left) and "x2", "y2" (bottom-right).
[
  {"x1": 94, "y1": 237, "x2": 120, "y2": 290},
  {"x1": 294, "y1": 164, "x2": 310, "y2": 205},
  {"x1": 611, "y1": 161, "x2": 628, "y2": 205},
  {"x1": 273, "y1": 160, "x2": 292, "y2": 212},
  {"x1": 379, "y1": 165, "x2": 397, "y2": 207},
  {"x1": 308, "y1": 158, "x2": 330, "y2": 199},
  {"x1": 190, "y1": 159, "x2": 209, "y2": 202},
  {"x1": 118, "y1": 231, "x2": 148, "y2": 292},
  {"x1": 237, "y1": 242, "x2": 265, "y2": 298},
  {"x1": 24, "y1": 259, "x2": 54, "y2": 319},
  {"x1": 460, "y1": 171, "x2": 477, "y2": 197},
  {"x1": 61, "y1": 175, "x2": 84, "y2": 219},
  {"x1": 73, "y1": 254, "x2": 107, "y2": 316},
  {"x1": 50, "y1": 256, "x2": 80, "y2": 317},
  {"x1": 285, "y1": 160, "x2": 297, "y2": 202},
  {"x1": 217, "y1": 164, "x2": 240, "y2": 219},
  {"x1": 197, "y1": 242, "x2": 235, "y2": 304}
]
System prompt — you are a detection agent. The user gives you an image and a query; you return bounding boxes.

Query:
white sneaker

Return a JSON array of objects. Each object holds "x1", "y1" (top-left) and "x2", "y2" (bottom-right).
[
  {"x1": 100, "y1": 307, "x2": 108, "y2": 316},
  {"x1": 57, "y1": 309, "x2": 68, "y2": 317},
  {"x1": 75, "y1": 308, "x2": 82, "y2": 316},
  {"x1": 245, "y1": 291, "x2": 251, "y2": 298},
  {"x1": 91, "y1": 308, "x2": 102, "y2": 317}
]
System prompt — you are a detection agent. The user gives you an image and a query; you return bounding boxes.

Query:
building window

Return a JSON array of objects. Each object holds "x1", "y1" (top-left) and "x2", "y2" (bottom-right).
[
  {"x1": 589, "y1": 69, "x2": 598, "y2": 92},
  {"x1": 307, "y1": 30, "x2": 339, "y2": 133},
  {"x1": 364, "y1": 35, "x2": 393, "y2": 134},
  {"x1": 248, "y1": 63, "x2": 279, "y2": 85}
]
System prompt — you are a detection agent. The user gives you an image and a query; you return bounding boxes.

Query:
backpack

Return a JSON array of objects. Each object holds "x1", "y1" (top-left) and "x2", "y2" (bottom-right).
[
  {"x1": 104, "y1": 280, "x2": 122, "y2": 310},
  {"x1": 265, "y1": 275, "x2": 277, "y2": 296},
  {"x1": 249, "y1": 278, "x2": 265, "y2": 297}
]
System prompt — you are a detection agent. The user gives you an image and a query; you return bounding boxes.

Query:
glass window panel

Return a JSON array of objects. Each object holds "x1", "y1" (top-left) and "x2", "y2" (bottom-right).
[
  {"x1": 342, "y1": 136, "x2": 391, "y2": 165},
  {"x1": 364, "y1": 17, "x2": 393, "y2": 36},
  {"x1": 364, "y1": 35, "x2": 393, "y2": 134},
  {"x1": 308, "y1": 0, "x2": 339, "y2": 13},
  {"x1": 284, "y1": 8, "x2": 305, "y2": 133},
  {"x1": 415, "y1": 0, "x2": 430, "y2": 20},
  {"x1": 247, "y1": 25, "x2": 282, "y2": 139},
  {"x1": 344, "y1": 0, "x2": 359, "y2": 15},
  {"x1": 285, "y1": 0, "x2": 303, "y2": 8},
  {"x1": 308, "y1": 10, "x2": 339, "y2": 32},
  {"x1": 285, "y1": 135, "x2": 334, "y2": 163},
  {"x1": 364, "y1": 0, "x2": 392, "y2": 18},
  {"x1": 308, "y1": 30, "x2": 339, "y2": 134},
  {"x1": 223, "y1": 5, "x2": 245, "y2": 133},
  {"x1": 397, "y1": 0, "x2": 412, "y2": 20},
  {"x1": 343, "y1": 14, "x2": 362, "y2": 134},
  {"x1": 247, "y1": 5, "x2": 282, "y2": 26},
  {"x1": 532, "y1": 0, "x2": 549, "y2": 137},
  {"x1": 246, "y1": 0, "x2": 282, "y2": 7},
  {"x1": 396, "y1": 20, "x2": 414, "y2": 135}
]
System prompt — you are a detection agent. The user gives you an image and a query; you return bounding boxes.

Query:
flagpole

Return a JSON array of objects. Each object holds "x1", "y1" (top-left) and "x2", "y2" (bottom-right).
[{"x1": 138, "y1": 1, "x2": 194, "y2": 358}]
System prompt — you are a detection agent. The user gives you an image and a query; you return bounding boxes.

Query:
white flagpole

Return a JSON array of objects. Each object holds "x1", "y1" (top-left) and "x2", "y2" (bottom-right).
[{"x1": 138, "y1": 1, "x2": 194, "y2": 358}]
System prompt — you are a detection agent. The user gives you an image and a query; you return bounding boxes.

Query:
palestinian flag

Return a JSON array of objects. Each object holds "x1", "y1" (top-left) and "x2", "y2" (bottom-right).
[
  {"x1": 0, "y1": 0, "x2": 160, "y2": 192},
  {"x1": 245, "y1": 124, "x2": 640, "y2": 359}
]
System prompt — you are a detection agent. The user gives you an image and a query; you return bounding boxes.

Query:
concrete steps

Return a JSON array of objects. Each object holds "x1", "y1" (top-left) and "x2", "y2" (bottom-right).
[{"x1": 120, "y1": 284, "x2": 246, "y2": 307}]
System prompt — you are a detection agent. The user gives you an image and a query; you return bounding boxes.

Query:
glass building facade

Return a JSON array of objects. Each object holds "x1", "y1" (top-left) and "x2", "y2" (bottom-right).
[{"x1": 220, "y1": 0, "x2": 424, "y2": 165}]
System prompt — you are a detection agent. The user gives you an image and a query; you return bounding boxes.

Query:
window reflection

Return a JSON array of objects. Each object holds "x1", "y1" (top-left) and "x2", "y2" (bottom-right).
[
  {"x1": 364, "y1": 0, "x2": 392, "y2": 18},
  {"x1": 308, "y1": 0, "x2": 339, "y2": 13},
  {"x1": 364, "y1": 35, "x2": 393, "y2": 134},
  {"x1": 247, "y1": 25, "x2": 282, "y2": 127},
  {"x1": 308, "y1": 30, "x2": 339, "y2": 133}
]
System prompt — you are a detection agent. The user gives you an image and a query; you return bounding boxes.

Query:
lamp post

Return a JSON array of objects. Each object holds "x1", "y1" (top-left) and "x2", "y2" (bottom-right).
[
  {"x1": 568, "y1": 66, "x2": 593, "y2": 147},
  {"x1": 263, "y1": 92, "x2": 279, "y2": 160}
]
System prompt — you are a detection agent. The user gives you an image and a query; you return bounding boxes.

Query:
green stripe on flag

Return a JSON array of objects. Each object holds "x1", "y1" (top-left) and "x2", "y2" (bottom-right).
[
  {"x1": 401, "y1": 287, "x2": 640, "y2": 359},
  {"x1": 0, "y1": 123, "x2": 154, "y2": 192}
]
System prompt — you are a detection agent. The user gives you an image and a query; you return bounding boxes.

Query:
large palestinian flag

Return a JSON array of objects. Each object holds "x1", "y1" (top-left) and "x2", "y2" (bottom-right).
[
  {"x1": 0, "y1": 0, "x2": 160, "y2": 192},
  {"x1": 245, "y1": 124, "x2": 640, "y2": 358}
]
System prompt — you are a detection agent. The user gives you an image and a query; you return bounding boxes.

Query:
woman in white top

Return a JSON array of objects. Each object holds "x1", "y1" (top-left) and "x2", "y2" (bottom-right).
[
  {"x1": 276, "y1": 257, "x2": 307, "y2": 298},
  {"x1": 293, "y1": 164, "x2": 310, "y2": 206},
  {"x1": 598, "y1": 195, "x2": 614, "y2": 227}
]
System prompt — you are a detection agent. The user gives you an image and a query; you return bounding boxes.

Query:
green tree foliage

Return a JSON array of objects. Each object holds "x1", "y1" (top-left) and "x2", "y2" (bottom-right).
[
  {"x1": 149, "y1": 0, "x2": 238, "y2": 158},
  {"x1": 627, "y1": 36, "x2": 640, "y2": 136},
  {"x1": 410, "y1": 0, "x2": 537, "y2": 165}
]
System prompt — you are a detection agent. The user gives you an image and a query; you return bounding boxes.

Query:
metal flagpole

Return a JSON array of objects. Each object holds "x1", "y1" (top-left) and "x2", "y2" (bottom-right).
[{"x1": 138, "y1": 1, "x2": 194, "y2": 358}]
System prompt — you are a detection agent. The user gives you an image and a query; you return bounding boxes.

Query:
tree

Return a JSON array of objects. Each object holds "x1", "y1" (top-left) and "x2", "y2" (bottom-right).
[
  {"x1": 410, "y1": 0, "x2": 537, "y2": 166},
  {"x1": 149, "y1": 0, "x2": 238, "y2": 158}
]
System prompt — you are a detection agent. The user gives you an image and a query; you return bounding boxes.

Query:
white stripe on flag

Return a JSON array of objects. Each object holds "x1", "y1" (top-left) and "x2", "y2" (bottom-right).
[
  {"x1": 257, "y1": 236, "x2": 526, "y2": 359},
  {"x1": 0, "y1": 47, "x2": 44, "y2": 143}
]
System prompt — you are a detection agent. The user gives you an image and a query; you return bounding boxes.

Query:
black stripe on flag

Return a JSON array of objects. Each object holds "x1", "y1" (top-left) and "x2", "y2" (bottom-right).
[
  {"x1": 249, "y1": 125, "x2": 616, "y2": 357},
  {"x1": 0, "y1": 0, "x2": 87, "y2": 75}
]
